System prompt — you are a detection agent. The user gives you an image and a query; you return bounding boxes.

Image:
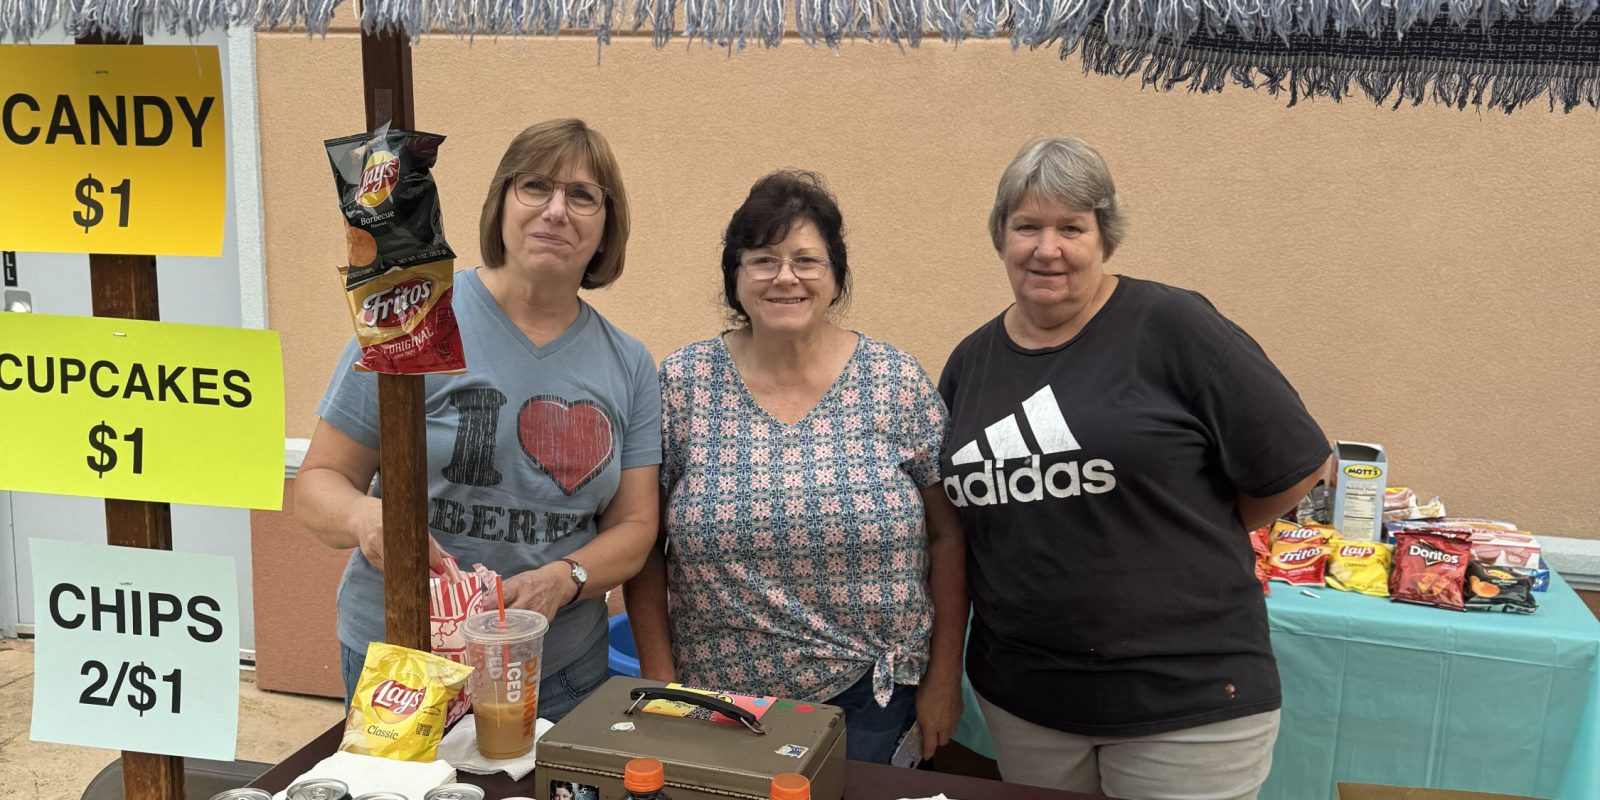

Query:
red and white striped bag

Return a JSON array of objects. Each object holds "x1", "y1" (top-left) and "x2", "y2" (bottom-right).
[{"x1": 429, "y1": 556, "x2": 497, "y2": 724}]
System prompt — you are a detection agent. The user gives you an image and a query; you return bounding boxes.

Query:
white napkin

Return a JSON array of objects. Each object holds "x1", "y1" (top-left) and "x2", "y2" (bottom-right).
[
  {"x1": 436, "y1": 713, "x2": 556, "y2": 780},
  {"x1": 897, "y1": 795, "x2": 955, "y2": 800},
  {"x1": 269, "y1": 750, "x2": 455, "y2": 800}
]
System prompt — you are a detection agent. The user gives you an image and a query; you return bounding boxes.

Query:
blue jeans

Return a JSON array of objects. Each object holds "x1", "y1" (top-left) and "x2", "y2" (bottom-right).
[
  {"x1": 341, "y1": 634, "x2": 611, "y2": 723},
  {"x1": 825, "y1": 671, "x2": 917, "y2": 764}
]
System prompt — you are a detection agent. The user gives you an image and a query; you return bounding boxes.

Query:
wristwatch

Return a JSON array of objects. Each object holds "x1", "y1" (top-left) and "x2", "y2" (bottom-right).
[{"x1": 559, "y1": 557, "x2": 588, "y2": 604}]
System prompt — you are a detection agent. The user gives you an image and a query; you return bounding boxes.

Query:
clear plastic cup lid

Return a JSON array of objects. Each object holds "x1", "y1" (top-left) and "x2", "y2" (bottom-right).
[{"x1": 463, "y1": 608, "x2": 548, "y2": 642}]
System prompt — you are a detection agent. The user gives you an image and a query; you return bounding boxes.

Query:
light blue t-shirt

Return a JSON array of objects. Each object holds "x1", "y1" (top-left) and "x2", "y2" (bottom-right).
[{"x1": 317, "y1": 267, "x2": 662, "y2": 676}]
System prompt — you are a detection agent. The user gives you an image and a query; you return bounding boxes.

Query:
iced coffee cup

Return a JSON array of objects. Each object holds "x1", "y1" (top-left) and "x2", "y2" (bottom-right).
[{"x1": 462, "y1": 609, "x2": 548, "y2": 760}]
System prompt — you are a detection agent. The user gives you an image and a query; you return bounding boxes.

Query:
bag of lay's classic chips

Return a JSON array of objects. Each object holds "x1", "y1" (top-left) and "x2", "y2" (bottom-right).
[
  {"x1": 1325, "y1": 538, "x2": 1392, "y2": 597},
  {"x1": 343, "y1": 642, "x2": 472, "y2": 760}
]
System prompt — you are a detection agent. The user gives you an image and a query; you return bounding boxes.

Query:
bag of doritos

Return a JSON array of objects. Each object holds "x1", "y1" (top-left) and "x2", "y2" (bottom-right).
[
  {"x1": 342, "y1": 642, "x2": 472, "y2": 760},
  {"x1": 1391, "y1": 529, "x2": 1471, "y2": 611}
]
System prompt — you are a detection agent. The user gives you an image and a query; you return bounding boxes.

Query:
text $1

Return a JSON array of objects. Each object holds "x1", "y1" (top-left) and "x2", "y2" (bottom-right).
[{"x1": 73, "y1": 174, "x2": 132, "y2": 233}]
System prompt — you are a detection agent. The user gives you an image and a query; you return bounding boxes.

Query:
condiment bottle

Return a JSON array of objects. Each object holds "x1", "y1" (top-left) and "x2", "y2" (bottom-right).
[
  {"x1": 770, "y1": 773, "x2": 811, "y2": 800},
  {"x1": 622, "y1": 757, "x2": 673, "y2": 799}
]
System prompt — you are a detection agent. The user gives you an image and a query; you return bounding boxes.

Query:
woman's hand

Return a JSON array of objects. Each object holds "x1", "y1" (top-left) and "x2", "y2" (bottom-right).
[
  {"x1": 500, "y1": 563, "x2": 579, "y2": 623},
  {"x1": 915, "y1": 672, "x2": 962, "y2": 759},
  {"x1": 915, "y1": 669, "x2": 963, "y2": 760},
  {"x1": 352, "y1": 497, "x2": 448, "y2": 573}
]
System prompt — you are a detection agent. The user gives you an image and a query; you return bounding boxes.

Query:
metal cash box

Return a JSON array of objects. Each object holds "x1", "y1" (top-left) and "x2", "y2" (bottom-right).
[{"x1": 535, "y1": 677, "x2": 844, "y2": 800}]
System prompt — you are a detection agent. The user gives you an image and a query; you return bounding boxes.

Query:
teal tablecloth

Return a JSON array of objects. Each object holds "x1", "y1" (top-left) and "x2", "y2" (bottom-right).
[{"x1": 951, "y1": 572, "x2": 1600, "y2": 800}]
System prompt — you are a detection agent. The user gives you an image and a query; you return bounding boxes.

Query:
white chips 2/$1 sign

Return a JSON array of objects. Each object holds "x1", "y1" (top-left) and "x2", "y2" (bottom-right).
[
  {"x1": 0, "y1": 313, "x2": 284, "y2": 510},
  {"x1": 29, "y1": 539, "x2": 241, "y2": 760},
  {"x1": 0, "y1": 44, "x2": 225, "y2": 256}
]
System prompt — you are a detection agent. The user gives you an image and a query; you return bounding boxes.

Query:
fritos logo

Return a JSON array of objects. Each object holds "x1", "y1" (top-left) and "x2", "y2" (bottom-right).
[
  {"x1": 369, "y1": 679, "x2": 425, "y2": 723},
  {"x1": 358, "y1": 149, "x2": 401, "y2": 208},
  {"x1": 1340, "y1": 545, "x2": 1377, "y2": 559},
  {"x1": 1278, "y1": 528, "x2": 1324, "y2": 542},
  {"x1": 360, "y1": 278, "x2": 433, "y2": 328},
  {"x1": 1276, "y1": 546, "x2": 1325, "y2": 566}
]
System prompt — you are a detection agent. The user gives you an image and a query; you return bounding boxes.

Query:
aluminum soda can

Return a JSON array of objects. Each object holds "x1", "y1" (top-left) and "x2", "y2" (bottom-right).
[
  {"x1": 209, "y1": 790, "x2": 274, "y2": 800},
  {"x1": 422, "y1": 784, "x2": 487, "y2": 800},
  {"x1": 286, "y1": 778, "x2": 354, "y2": 800},
  {"x1": 353, "y1": 794, "x2": 411, "y2": 800}
]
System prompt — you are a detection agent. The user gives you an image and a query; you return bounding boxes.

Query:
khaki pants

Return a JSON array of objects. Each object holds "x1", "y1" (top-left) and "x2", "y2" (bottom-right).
[{"x1": 976, "y1": 692, "x2": 1280, "y2": 800}]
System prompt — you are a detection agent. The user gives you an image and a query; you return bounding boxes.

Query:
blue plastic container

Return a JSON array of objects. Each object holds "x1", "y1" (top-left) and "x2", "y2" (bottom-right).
[{"x1": 608, "y1": 612, "x2": 641, "y2": 677}]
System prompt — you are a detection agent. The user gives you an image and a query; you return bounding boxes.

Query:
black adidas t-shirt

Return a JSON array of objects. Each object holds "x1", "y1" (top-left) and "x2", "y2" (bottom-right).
[{"x1": 938, "y1": 276, "x2": 1329, "y2": 737}]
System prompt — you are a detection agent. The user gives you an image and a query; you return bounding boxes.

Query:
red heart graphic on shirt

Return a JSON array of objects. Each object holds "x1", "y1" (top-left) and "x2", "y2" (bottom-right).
[{"x1": 517, "y1": 397, "x2": 616, "y2": 495}]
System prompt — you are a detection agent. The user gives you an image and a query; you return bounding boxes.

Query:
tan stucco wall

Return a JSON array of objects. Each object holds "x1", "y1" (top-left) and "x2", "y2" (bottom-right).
[{"x1": 257, "y1": 29, "x2": 1600, "y2": 548}]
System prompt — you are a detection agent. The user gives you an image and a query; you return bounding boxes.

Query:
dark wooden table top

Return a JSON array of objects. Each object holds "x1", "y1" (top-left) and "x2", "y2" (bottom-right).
[{"x1": 251, "y1": 720, "x2": 1110, "y2": 800}]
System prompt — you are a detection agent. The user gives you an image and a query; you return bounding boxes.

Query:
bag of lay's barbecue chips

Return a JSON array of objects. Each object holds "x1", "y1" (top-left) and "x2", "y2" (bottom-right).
[
  {"x1": 325, "y1": 126, "x2": 465, "y2": 375},
  {"x1": 343, "y1": 642, "x2": 472, "y2": 760},
  {"x1": 1325, "y1": 538, "x2": 1392, "y2": 597}
]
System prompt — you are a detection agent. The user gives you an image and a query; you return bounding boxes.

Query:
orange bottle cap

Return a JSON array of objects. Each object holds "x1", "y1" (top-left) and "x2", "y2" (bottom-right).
[
  {"x1": 625, "y1": 758, "x2": 666, "y2": 793},
  {"x1": 770, "y1": 773, "x2": 811, "y2": 800}
]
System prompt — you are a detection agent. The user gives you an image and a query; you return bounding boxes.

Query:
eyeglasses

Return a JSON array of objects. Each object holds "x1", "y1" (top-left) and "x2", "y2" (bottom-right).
[
  {"x1": 739, "y1": 255, "x2": 832, "y2": 280},
  {"x1": 511, "y1": 172, "x2": 608, "y2": 216}
]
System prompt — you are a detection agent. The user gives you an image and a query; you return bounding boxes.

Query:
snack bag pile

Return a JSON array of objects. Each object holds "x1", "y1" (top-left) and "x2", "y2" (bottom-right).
[
  {"x1": 342, "y1": 642, "x2": 473, "y2": 760},
  {"x1": 325, "y1": 126, "x2": 465, "y2": 375}
]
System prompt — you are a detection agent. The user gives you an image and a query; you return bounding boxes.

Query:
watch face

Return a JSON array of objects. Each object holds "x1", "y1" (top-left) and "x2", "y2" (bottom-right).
[{"x1": 571, "y1": 563, "x2": 588, "y2": 583}]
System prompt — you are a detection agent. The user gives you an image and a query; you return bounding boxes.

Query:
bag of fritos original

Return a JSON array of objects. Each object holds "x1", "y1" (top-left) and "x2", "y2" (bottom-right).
[
  {"x1": 1267, "y1": 520, "x2": 1334, "y2": 587},
  {"x1": 342, "y1": 642, "x2": 472, "y2": 761},
  {"x1": 1324, "y1": 538, "x2": 1392, "y2": 597},
  {"x1": 325, "y1": 126, "x2": 465, "y2": 375}
]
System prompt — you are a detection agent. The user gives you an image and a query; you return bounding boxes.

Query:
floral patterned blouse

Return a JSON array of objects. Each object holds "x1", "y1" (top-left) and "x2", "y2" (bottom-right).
[{"x1": 659, "y1": 334, "x2": 947, "y2": 707}]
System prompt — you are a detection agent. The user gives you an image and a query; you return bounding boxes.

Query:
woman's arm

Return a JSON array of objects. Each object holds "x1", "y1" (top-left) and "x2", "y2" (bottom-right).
[
  {"x1": 1237, "y1": 455, "x2": 1334, "y2": 531},
  {"x1": 295, "y1": 418, "x2": 446, "y2": 571},
  {"x1": 916, "y1": 485, "x2": 968, "y2": 759},
  {"x1": 624, "y1": 495, "x2": 677, "y2": 681},
  {"x1": 501, "y1": 465, "x2": 660, "y2": 624}
]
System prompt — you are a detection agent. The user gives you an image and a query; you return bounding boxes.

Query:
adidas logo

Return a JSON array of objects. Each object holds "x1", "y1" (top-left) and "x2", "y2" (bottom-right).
[{"x1": 944, "y1": 385, "x2": 1116, "y2": 508}]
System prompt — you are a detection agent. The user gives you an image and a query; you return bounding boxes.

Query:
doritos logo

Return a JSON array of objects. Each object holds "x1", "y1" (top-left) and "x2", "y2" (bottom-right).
[
  {"x1": 370, "y1": 679, "x2": 424, "y2": 720},
  {"x1": 1407, "y1": 544, "x2": 1461, "y2": 565},
  {"x1": 358, "y1": 150, "x2": 400, "y2": 208}
]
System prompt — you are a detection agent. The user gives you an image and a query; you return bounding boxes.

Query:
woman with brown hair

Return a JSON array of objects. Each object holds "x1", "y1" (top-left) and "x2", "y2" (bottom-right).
[{"x1": 297, "y1": 119, "x2": 661, "y2": 720}]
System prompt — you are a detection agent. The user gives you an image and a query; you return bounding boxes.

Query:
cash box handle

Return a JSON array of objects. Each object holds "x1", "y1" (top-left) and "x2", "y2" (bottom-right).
[{"x1": 625, "y1": 687, "x2": 767, "y2": 735}]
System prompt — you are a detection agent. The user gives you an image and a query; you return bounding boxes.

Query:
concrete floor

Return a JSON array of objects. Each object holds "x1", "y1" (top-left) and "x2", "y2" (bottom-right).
[{"x1": 0, "y1": 638, "x2": 342, "y2": 799}]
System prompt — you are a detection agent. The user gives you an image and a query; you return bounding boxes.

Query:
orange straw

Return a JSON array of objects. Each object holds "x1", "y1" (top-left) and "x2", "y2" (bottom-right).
[{"x1": 495, "y1": 575, "x2": 506, "y2": 623}]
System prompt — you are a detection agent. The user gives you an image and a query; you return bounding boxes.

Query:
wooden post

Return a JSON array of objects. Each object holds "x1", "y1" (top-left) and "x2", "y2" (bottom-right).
[
  {"x1": 75, "y1": 29, "x2": 188, "y2": 798},
  {"x1": 359, "y1": 23, "x2": 430, "y2": 652}
]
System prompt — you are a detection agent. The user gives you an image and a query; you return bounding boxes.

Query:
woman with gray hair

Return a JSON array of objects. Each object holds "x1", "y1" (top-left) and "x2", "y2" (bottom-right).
[{"x1": 936, "y1": 137, "x2": 1330, "y2": 799}]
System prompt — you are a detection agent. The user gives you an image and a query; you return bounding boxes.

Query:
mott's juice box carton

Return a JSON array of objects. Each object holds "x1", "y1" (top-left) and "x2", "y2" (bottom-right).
[{"x1": 1333, "y1": 441, "x2": 1387, "y2": 542}]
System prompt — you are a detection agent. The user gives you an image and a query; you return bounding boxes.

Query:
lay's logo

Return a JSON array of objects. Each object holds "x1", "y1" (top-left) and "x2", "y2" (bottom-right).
[
  {"x1": 1343, "y1": 464, "x2": 1383, "y2": 480},
  {"x1": 370, "y1": 679, "x2": 424, "y2": 719},
  {"x1": 358, "y1": 150, "x2": 401, "y2": 208},
  {"x1": 1340, "y1": 545, "x2": 1377, "y2": 559}
]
